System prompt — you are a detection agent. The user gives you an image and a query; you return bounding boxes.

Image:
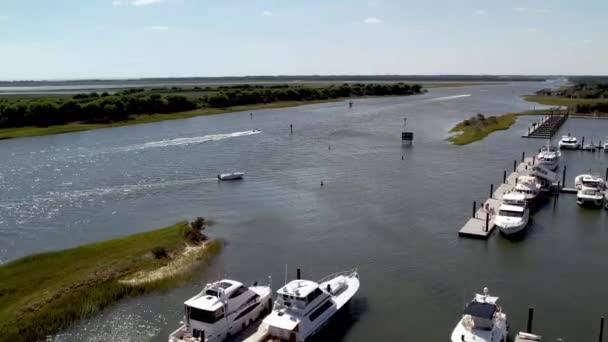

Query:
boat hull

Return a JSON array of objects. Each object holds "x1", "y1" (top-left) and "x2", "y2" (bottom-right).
[
  {"x1": 577, "y1": 196, "x2": 604, "y2": 207},
  {"x1": 217, "y1": 173, "x2": 244, "y2": 181}
]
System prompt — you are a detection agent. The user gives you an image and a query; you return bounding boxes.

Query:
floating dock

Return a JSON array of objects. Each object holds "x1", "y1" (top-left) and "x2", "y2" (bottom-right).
[
  {"x1": 522, "y1": 114, "x2": 568, "y2": 139},
  {"x1": 458, "y1": 157, "x2": 536, "y2": 239}
]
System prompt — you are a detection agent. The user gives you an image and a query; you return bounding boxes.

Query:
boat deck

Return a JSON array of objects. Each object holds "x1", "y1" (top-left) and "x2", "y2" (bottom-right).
[
  {"x1": 458, "y1": 157, "x2": 535, "y2": 239},
  {"x1": 239, "y1": 322, "x2": 270, "y2": 342}
]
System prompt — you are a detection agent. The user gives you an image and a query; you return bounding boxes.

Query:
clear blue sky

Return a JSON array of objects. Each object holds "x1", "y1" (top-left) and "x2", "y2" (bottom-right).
[{"x1": 1, "y1": 0, "x2": 606, "y2": 80}]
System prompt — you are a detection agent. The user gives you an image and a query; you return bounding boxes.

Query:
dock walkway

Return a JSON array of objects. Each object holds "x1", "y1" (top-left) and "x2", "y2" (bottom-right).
[
  {"x1": 522, "y1": 114, "x2": 568, "y2": 139},
  {"x1": 458, "y1": 157, "x2": 536, "y2": 239}
]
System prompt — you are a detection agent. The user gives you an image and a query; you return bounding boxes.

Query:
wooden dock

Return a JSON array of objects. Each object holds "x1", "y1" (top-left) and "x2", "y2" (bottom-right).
[
  {"x1": 458, "y1": 157, "x2": 536, "y2": 239},
  {"x1": 522, "y1": 114, "x2": 568, "y2": 139}
]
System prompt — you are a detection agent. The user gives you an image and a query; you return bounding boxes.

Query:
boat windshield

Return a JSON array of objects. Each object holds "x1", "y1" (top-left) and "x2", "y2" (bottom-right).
[
  {"x1": 582, "y1": 189, "x2": 600, "y2": 196},
  {"x1": 187, "y1": 306, "x2": 224, "y2": 324},
  {"x1": 498, "y1": 210, "x2": 523, "y2": 218}
]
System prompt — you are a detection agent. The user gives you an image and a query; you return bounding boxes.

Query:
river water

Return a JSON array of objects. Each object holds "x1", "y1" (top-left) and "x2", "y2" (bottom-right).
[{"x1": 1, "y1": 82, "x2": 607, "y2": 341}]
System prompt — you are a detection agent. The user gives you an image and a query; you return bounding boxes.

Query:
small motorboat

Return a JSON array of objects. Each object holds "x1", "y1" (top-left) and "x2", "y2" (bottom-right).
[
  {"x1": 217, "y1": 172, "x2": 244, "y2": 181},
  {"x1": 515, "y1": 332, "x2": 542, "y2": 341},
  {"x1": 558, "y1": 135, "x2": 580, "y2": 149},
  {"x1": 450, "y1": 287, "x2": 508, "y2": 342}
]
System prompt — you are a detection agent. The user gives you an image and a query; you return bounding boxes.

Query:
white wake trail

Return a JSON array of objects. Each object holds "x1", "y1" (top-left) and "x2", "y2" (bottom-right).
[
  {"x1": 420, "y1": 94, "x2": 471, "y2": 103},
  {"x1": 119, "y1": 130, "x2": 261, "y2": 152}
]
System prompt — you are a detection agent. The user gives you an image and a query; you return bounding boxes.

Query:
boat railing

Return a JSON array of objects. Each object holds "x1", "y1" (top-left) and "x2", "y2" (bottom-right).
[{"x1": 317, "y1": 268, "x2": 358, "y2": 284}]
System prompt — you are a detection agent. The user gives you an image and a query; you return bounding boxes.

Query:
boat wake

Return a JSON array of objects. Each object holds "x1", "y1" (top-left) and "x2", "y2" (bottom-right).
[
  {"x1": 118, "y1": 129, "x2": 261, "y2": 152},
  {"x1": 420, "y1": 94, "x2": 471, "y2": 103}
]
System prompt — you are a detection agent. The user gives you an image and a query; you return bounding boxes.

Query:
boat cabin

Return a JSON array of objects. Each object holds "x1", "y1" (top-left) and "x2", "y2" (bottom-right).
[
  {"x1": 276, "y1": 280, "x2": 327, "y2": 311},
  {"x1": 498, "y1": 204, "x2": 525, "y2": 218},
  {"x1": 463, "y1": 302, "x2": 497, "y2": 330},
  {"x1": 502, "y1": 193, "x2": 526, "y2": 207},
  {"x1": 184, "y1": 280, "x2": 248, "y2": 324}
]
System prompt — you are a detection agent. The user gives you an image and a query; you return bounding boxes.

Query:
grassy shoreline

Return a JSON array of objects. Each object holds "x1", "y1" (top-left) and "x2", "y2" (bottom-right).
[
  {"x1": 448, "y1": 114, "x2": 517, "y2": 145},
  {"x1": 0, "y1": 221, "x2": 222, "y2": 342}
]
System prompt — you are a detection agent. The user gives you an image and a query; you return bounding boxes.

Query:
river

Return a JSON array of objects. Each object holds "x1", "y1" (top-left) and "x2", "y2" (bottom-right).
[{"x1": 1, "y1": 81, "x2": 607, "y2": 341}]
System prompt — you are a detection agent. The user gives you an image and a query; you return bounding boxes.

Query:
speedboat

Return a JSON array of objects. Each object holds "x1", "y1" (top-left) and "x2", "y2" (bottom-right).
[
  {"x1": 515, "y1": 332, "x2": 542, "y2": 341},
  {"x1": 513, "y1": 175, "x2": 542, "y2": 203},
  {"x1": 574, "y1": 174, "x2": 606, "y2": 191},
  {"x1": 577, "y1": 187, "x2": 604, "y2": 207},
  {"x1": 495, "y1": 193, "x2": 529, "y2": 236},
  {"x1": 263, "y1": 269, "x2": 359, "y2": 342},
  {"x1": 217, "y1": 172, "x2": 244, "y2": 181},
  {"x1": 450, "y1": 287, "x2": 508, "y2": 342},
  {"x1": 536, "y1": 144, "x2": 560, "y2": 170},
  {"x1": 558, "y1": 135, "x2": 580, "y2": 149},
  {"x1": 169, "y1": 279, "x2": 272, "y2": 342}
]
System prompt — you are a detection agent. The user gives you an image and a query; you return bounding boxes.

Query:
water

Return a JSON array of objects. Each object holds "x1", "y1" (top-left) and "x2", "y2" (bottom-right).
[{"x1": 1, "y1": 82, "x2": 607, "y2": 341}]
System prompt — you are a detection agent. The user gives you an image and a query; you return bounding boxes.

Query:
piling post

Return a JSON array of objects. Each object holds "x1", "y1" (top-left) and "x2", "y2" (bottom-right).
[
  {"x1": 557, "y1": 181, "x2": 561, "y2": 197},
  {"x1": 527, "y1": 307, "x2": 534, "y2": 333},
  {"x1": 490, "y1": 184, "x2": 494, "y2": 199},
  {"x1": 522, "y1": 151, "x2": 525, "y2": 162},
  {"x1": 503, "y1": 170, "x2": 507, "y2": 184},
  {"x1": 605, "y1": 168, "x2": 608, "y2": 182},
  {"x1": 485, "y1": 212, "x2": 489, "y2": 232},
  {"x1": 562, "y1": 166, "x2": 567, "y2": 187},
  {"x1": 528, "y1": 127, "x2": 531, "y2": 135},
  {"x1": 513, "y1": 160, "x2": 517, "y2": 172},
  {"x1": 582, "y1": 136, "x2": 585, "y2": 147},
  {"x1": 296, "y1": 268, "x2": 301, "y2": 280},
  {"x1": 533, "y1": 155, "x2": 536, "y2": 165},
  {"x1": 599, "y1": 316, "x2": 605, "y2": 342},
  {"x1": 472, "y1": 201, "x2": 477, "y2": 218},
  {"x1": 290, "y1": 124, "x2": 293, "y2": 134}
]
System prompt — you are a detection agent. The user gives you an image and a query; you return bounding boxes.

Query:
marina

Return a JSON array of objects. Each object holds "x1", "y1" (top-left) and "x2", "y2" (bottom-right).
[{"x1": 1, "y1": 82, "x2": 607, "y2": 342}]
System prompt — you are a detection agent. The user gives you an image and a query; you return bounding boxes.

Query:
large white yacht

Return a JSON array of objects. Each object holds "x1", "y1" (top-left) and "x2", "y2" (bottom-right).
[
  {"x1": 495, "y1": 192, "x2": 529, "y2": 236},
  {"x1": 536, "y1": 144, "x2": 560, "y2": 170},
  {"x1": 604, "y1": 136, "x2": 608, "y2": 151},
  {"x1": 169, "y1": 279, "x2": 272, "y2": 342},
  {"x1": 575, "y1": 174, "x2": 606, "y2": 191},
  {"x1": 262, "y1": 269, "x2": 359, "y2": 342},
  {"x1": 451, "y1": 287, "x2": 508, "y2": 342},
  {"x1": 513, "y1": 175, "x2": 542, "y2": 203},
  {"x1": 558, "y1": 135, "x2": 580, "y2": 149}
]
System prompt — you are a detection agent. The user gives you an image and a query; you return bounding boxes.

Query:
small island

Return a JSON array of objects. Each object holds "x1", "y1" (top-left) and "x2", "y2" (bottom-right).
[
  {"x1": 448, "y1": 113, "x2": 517, "y2": 145},
  {"x1": 0, "y1": 218, "x2": 222, "y2": 342}
]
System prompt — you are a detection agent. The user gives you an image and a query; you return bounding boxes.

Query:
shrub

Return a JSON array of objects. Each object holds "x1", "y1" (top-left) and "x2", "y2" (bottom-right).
[{"x1": 151, "y1": 246, "x2": 168, "y2": 259}]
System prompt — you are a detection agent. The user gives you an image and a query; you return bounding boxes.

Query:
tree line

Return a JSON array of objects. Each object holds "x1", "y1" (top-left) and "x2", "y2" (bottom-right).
[{"x1": 0, "y1": 83, "x2": 423, "y2": 129}]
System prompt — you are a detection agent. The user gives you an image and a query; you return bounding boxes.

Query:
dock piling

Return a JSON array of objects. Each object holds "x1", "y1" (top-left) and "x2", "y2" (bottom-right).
[
  {"x1": 513, "y1": 160, "x2": 517, "y2": 172},
  {"x1": 490, "y1": 184, "x2": 494, "y2": 199},
  {"x1": 472, "y1": 201, "x2": 477, "y2": 218},
  {"x1": 527, "y1": 307, "x2": 535, "y2": 333},
  {"x1": 533, "y1": 155, "x2": 535, "y2": 165},
  {"x1": 290, "y1": 124, "x2": 293, "y2": 134},
  {"x1": 582, "y1": 136, "x2": 585, "y2": 146},
  {"x1": 503, "y1": 170, "x2": 507, "y2": 184},
  {"x1": 485, "y1": 213, "x2": 489, "y2": 232},
  {"x1": 605, "y1": 168, "x2": 608, "y2": 182},
  {"x1": 296, "y1": 268, "x2": 301, "y2": 280},
  {"x1": 562, "y1": 166, "x2": 567, "y2": 187},
  {"x1": 600, "y1": 316, "x2": 605, "y2": 342},
  {"x1": 521, "y1": 152, "x2": 525, "y2": 162}
]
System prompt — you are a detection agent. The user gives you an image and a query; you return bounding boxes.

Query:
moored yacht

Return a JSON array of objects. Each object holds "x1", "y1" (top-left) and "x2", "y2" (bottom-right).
[
  {"x1": 262, "y1": 268, "x2": 359, "y2": 342},
  {"x1": 495, "y1": 192, "x2": 529, "y2": 236},
  {"x1": 513, "y1": 175, "x2": 542, "y2": 203},
  {"x1": 558, "y1": 135, "x2": 580, "y2": 149},
  {"x1": 450, "y1": 287, "x2": 508, "y2": 342},
  {"x1": 575, "y1": 174, "x2": 606, "y2": 191},
  {"x1": 169, "y1": 279, "x2": 272, "y2": 342},
  {"x1": 604, "y1": 136, "x2": 608, "y2": 151},
  {"x1": 577, "y1": 187, "x2": 604, "y2": 207},
  {"x1": 536, "y1": 144, "x2": 560, "y2": 170}
]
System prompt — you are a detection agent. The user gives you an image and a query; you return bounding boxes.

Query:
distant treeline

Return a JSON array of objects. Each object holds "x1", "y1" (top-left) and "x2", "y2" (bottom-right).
[
  {"x1": 0, "y1": 83, "x2": 422, "y2": 128},
  {"x1": 536, "y1": 81, "x2": 608, "y2": 113},
  {"x1": 0, "y1": 75, "x2": 548, "y2": 87}
]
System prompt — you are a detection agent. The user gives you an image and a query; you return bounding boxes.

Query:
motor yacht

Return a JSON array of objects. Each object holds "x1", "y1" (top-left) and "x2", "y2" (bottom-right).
[
  {"x1": 262, "y1": 269, "x2": 359, "y2": 342},
  {"x1": 604, "y1": 136, "x2": 608, "y2": 151},
  {"x1": 536, "y1": 145, "x2": 560, "y2": 170},
  {"x1": 450, "y1": 287, "x2": 508, "y2": 342},
  {"x1": 513, "y1": 175, "x2": 542, "y2": 203},
  {"x1": 495, "y1": 193, "x2": 529, "y2": 236},
  {"x1": 169, "y1": 279, "x2": 272, "y2": 342},
  {"x1": 574, "y1": 174, "x2": 606, "y2": 191},
  {"x1": 217, "y1": 172, "x2": 244, "y2": 181},
  {"x1": 558, "y1": 135, "x2": 580, "y2": 149}
]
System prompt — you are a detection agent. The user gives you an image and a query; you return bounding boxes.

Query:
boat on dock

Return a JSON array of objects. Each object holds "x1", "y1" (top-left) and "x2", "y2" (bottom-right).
[
  {"x1": 217, "y1": 172, "x2": 244, "y2": 181},
  {"x1": 169, "y1": 279, "x2": 272, "y2": 342},
  {"x1": 558, "y1": 135, "x2": 580, "y2": 150},
  {"x1": 450, "y1": 287, "x2": 508, "y2": 342},
  {"x1": 495, "y1": 192, "x2": 529, "y2": 236},
  {"x1": 536, "y1": 144, "x2": 560, "y2": 170},
  {"x1": 260, "y1": 268, "x2": 359, "y2": 342}
]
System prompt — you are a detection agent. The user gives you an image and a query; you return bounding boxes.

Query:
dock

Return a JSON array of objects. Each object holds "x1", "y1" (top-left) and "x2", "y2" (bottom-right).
[
  {"x1": 458, "y1": 157, "x2": 536, "y2": 239},
  {"x1": 522, "y1": 114, "x2": 568, "y2": 139}
]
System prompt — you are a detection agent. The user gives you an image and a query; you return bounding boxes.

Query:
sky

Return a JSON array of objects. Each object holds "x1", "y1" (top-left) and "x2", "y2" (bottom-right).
[{"x1": 0, "y1": 0, "x2": 607, "y2": 80}]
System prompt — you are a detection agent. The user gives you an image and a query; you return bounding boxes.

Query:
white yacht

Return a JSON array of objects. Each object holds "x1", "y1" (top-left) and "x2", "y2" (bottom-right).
[
  {"x1": 495, "y1": 192, "x2": 529, "y2": 236},
  {"x1": 169, "y1": 279, "x2": 272, "y2": 342},
  {"x1": 574, "y1": 174, "x2": 606, "y2": 191},
  {"x1": 262, "y1": 269, "x2": 359, "y2": 342},
  {"x1": 217, "y1": 172, "x2": 244, "y2": 181},
  {"x1": 577, "y1": 187, "x2": 604, "y2": 207},
  {"x1": 513, "y1": 175, "x2": 542, "y2": 203},
  {"x1": 604, "y1": 136, "x2": 608, "y2": 151},
  {"x1": 558, "y1": 135, "x2": 580, "y2": 149},
  {"x1": 451, "y1": 287, "x2": 508, "y2": 342},
  {"x1": 515, "y1": 332, "x2": 542, "y2": 341},
  {"x1": 536, "y1": 145, "x2": 560, "y2": 170}
]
